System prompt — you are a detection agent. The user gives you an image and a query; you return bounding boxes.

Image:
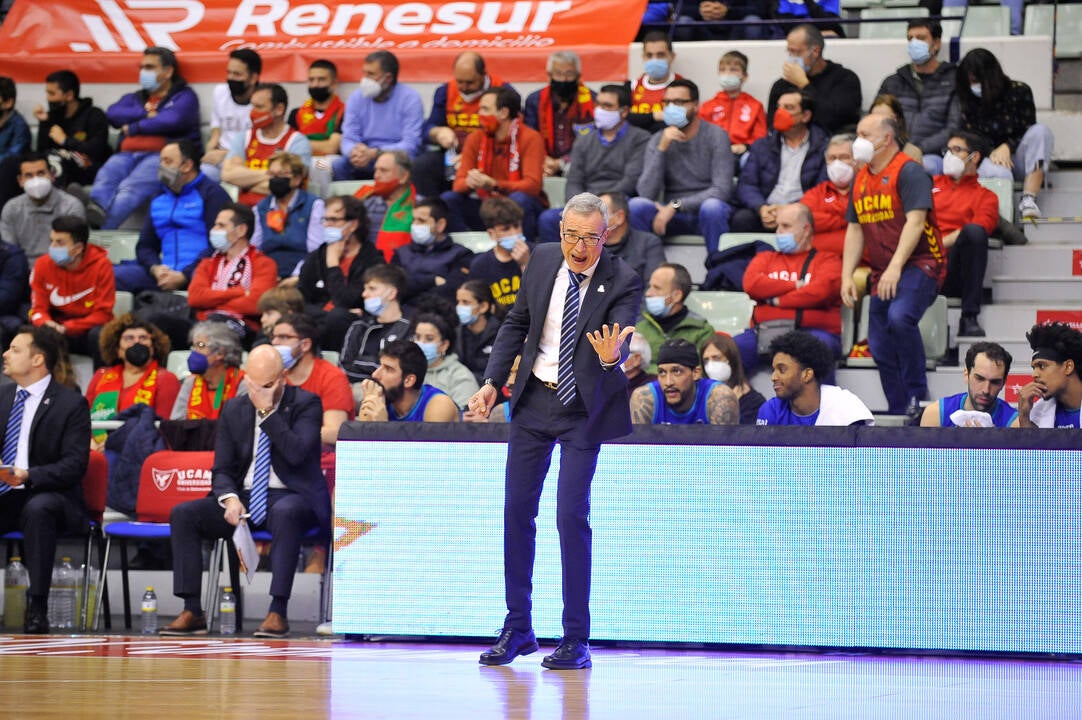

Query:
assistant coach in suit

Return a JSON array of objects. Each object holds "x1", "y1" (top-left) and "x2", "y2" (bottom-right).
[
  {"x1": 0, "y1": 326, "x2": 90, "y2": 634},
  {"x1": 161, "y1": 344, "x2": 330, "y2": 639},
  {"x1": 468, "y1": 192, "x2": 643, "y2": 670}
]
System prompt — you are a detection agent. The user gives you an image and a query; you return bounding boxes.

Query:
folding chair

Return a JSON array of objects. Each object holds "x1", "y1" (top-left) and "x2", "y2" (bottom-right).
[{"x1": 94, "y1": 450, "x2": 214, "y2": 630}]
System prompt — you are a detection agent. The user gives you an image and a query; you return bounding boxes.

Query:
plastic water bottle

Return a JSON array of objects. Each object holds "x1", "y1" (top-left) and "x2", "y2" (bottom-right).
[
  {"x1": 219, "y1": 587, "x2": 236, "y2": 635},
  {"x1": 443, "y1": 148, "x2": 459, "y2": 181},
  {"x1": 3, "y1": 557, "x2": 28, "y2": 630},
  {"x1": 48, "y1": 557, "x2": 77, "y2": 630},
  {"x1": 141, "y1": 587, "x2": 158, "y2": 634}
]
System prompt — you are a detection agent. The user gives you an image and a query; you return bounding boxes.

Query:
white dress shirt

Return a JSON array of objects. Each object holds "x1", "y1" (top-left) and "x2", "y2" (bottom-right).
[
  {"x1": 531, "y1": 257, "x2": 600, "y2": 384},
  {"x1": 12, "y1": 374, "x2": 52, "y2": 473}
]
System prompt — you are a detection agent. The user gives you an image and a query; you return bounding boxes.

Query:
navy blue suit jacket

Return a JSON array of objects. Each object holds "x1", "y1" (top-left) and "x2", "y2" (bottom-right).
[
  {"x1": 0, "y1": 378, "x2": 89, "y2": 522},
  {"x1": 212, "y1": 384, "x2": 331, "y2": 533},
  {"x1": 484, "y1": 243, "x2": 643, "y2": 444}
]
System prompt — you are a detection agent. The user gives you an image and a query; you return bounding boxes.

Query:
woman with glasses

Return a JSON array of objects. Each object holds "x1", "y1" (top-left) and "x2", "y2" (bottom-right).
[
  {"x1": 170, "y1": 320, "x2": 247, "y2": 420},
  {"x1": 298, "y1": 194, "x2": 385, "y2": 350}
]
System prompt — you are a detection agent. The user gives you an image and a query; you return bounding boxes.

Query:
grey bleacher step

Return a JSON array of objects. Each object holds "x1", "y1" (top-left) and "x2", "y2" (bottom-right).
[
  {"x1": 1047, "y1": 170, "x2": 1082, "y2": 191},
  {"x1": 991, "y1": 276, "x2": 1082, "y2": 302},
  {"x1": 957, "y1": 337, "x2": 1032, "y2": 366},
  {"x1": 977, "y1": 302, "x2": 1082, "y2": 340},
  {"x1": 1022, "y1": 218, "x2": 1082, "y2": 244},
  {"x1": 987, "y1": 244, "x2": 1082, "y2": 278},
  {"x1": 1030, "y1": 190, "x2": 1082, "y2": 217}
]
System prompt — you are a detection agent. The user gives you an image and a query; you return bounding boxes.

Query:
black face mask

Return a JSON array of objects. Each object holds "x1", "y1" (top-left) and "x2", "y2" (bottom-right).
[
  {"x1": 227, "y1": 79, "x2": 250, "y2": 103},
  {"x1": 124, "y1": 343, "x2": 151, "y2": 367},
  {"x1": 268, "y1": 176, "x2": 293, "y2": 199},
  {"x1": 308, "y1": 86, "x2": 332, "y2": 103},
  {"x1": 550, "y1": 79, "x2": 578, "y2": 101}
]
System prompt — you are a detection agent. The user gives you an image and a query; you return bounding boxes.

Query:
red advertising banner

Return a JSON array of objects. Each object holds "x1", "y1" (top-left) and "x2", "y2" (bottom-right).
[
  {"x1": 1072, "y1": 249, "x2": 1082, "y2": 276},
  {"x1": 1003, "y1": 373, "x2": 1033, "y2": 406},
  {"x1": 0, "y1": 0, "x2": 645, "y2": 83},
  {"x1": 1036, "y1": 310, "x2": 1082, "y2": 332}
]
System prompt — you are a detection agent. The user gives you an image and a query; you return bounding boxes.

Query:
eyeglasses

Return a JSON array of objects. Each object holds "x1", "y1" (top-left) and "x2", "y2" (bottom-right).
[
  {"x1": 322, "y1": 216, "x2": 347, "y2": 225},
  {"x1": 193, "y1": 341, "x2": 210, "y2": 350},
  {"x1": 946, "y1": 145, "x2": 970, "y2": 156},
  {"x1": 270, "y1": 334, "x2": 299, "y2": 342},
  {"x1": 561, "y1": 231, "x2": 604, "y2": 247}
]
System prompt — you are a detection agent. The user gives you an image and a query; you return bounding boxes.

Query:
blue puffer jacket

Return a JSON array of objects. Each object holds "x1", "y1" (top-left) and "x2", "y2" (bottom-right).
[
  {"x1": 736, "y1": 124, "x2": 829, "y2": 211},
  {"x1": 137, "y1": 173, "x2": 231, "y2": 279},
  {"x1": 256, "y1": 190, "x2": 319, "y2": 278}
]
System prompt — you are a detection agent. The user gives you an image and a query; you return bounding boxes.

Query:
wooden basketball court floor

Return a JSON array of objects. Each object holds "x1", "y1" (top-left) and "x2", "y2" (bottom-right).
[{"x1": 0, "y1": 634, "x2": 1079, "y2": 719}]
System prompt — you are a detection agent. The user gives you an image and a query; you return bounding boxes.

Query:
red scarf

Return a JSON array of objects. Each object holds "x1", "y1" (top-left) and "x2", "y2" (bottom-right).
[
  {"x1": 293, "y1": 95, "x2": 345, "y2": 140},
  {"x1": 186, "y1": 366, "x2": 244, "y2": 420},
  {"x1": 537, "y1": 84, "x2": 594, "y2": 156},
  {"x1": 445, "y1": 73, "x2": 503, "y2": 141},
  {"x1": 90, "y1": 361, "x2": 161, "y2": 420},
  {"x1": 476, "y1": 119, "x2": 521, "y2": 200}
]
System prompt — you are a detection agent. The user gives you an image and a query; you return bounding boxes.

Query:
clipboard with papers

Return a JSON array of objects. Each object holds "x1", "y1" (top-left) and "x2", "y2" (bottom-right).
[{"x1": 232, "y1": 520, "x2": 259, "y2": 585}]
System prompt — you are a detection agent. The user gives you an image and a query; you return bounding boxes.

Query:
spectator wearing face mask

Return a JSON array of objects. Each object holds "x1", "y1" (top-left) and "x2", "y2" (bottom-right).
[
  {"x1": 0, "y1": 152, "x2": 86, "y2": 265},
  {"x1": 222, "y1": 83, "x2": 311, "y2": 207},
  {"x1": 410, "y1": 312, "x2": 478, "y2": 411},
  {"x1": 114, "y1": 139, "x2": 230, "y2": 294},
  {"x1": 392, "y1": 197, "x2": 473, "y2": 303},
  {"x1": 249, "y1": 151, "x2": 325, "y2": 281},
  {"x1": 636, "y1": 263, "x2": 716, "y2": 374},
  {"x1": 441, "y1": 86, "x2": 545, "y2": 241},
  {"x1": 468, "y1": 197, "x2": 532, "y2": 310},
  {"x1": 698, "y1": 51, "x2": 767, "y2": 159},
  {"x1": 628, "y1": 31, "x2": 685, "y2": 134},
  {"x1": 732, "y1": 202, "x2": 842, "y2": 374},
  {"x1": 339, "y1": 264, "x2": 410, "y2": 384},
  {"x1": 932, "y1": 131, "x2": 998, "y2": 339},
  {"x1": 333, "y1": 51, "x2": 424, "y2": 182},
  {"x1": 455, "y1": 279, "x2": 503, "y2": 384},
  {"x1": 700, "y1": 334, "x2": 765, "y2": 425},
  {"x1": 289, "y1": 59, "x2": 346, "y2": 198},
  {"x1": 170, "y1": 320, "x2": 246, "y2": 421},
  {"x1": 768, "y1": 24, "x2": 861, "y2": 136},
  {"x1": 523, "y1": 51, "x2": 596, "y2": 179},
  {"x1": 87, "y1": 314, "x2": 179, "y2": 424},
  {"x1": 297, "y1": 195, "x2": 384, "y2": 352},
  {"x1": 29, "y1": 215, "x2": 114, "y2": 362},
  {"x1": 200, "y1": 49, "x2": 261, "y2": 183},
  {"x1": 355, "y1": 150, "x2": 417, "y2": 262},
  {"x1": 31, "y1": 69, "x2": 111, "y2": 193},
  {"x1": 732, "y1": 88, "x2": 827, "y2": 234}
]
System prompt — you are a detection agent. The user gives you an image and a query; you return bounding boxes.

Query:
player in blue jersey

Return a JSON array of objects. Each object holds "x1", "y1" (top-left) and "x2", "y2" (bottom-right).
[
  {"x1": 1013, "y1": 322, "x2": 1082, "y2": 429},
  {"x1": 357, "y1": 339, "x2": 460, "y2": 422},
  {"x1": 757, "y1": 330, "x2": 873, "y2": 426},
  {"x1": 630, "y1": 338, "x2": 737, "y2": 425},
  {"x1": 921, "y1": 342, "x2": 1016, "y2": 427}
]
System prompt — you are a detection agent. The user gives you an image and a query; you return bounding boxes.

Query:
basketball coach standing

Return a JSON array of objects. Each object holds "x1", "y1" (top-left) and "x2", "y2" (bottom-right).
[{"x1": 467, "y1": 192, "x2": 643, "y2": 670}]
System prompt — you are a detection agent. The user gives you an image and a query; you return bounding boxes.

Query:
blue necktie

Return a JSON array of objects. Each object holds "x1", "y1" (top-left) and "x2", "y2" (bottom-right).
[
  {"x1": 557, "y1": 271, "x2": 584, "y2": 406},
  {"x1": 248, "y1": 429, "x2": 271, "y2": 525},
  {"x1": 1, "y1": 389, "x2": 29, "y2": 496}
]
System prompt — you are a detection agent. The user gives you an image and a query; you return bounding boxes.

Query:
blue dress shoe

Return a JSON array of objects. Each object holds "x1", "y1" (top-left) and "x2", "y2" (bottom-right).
[
  {"x1": 479, "y1": 628, "x2": 538, "y2": 666},
  {"x1": 541, "y1": 638, "x2": 591, "y2": 670}
]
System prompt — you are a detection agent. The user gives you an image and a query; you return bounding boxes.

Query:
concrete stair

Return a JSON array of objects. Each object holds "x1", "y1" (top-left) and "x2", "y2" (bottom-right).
[
  {"x1": 1031, "y1": 189, "x2": 1082, "y2": 217},
  {"x1": 987, "y1": 244, "x2": 1082, "y2": 277},
  {"x1": 991, "y1": 276, "x2": 1082, "y2": 302},
  {"x1": 1021, "y1": 217, "x2": 1082, "y2": 243},
  {"x1": 977, "y1": 302, "x2": 1082, "y2": 338}
]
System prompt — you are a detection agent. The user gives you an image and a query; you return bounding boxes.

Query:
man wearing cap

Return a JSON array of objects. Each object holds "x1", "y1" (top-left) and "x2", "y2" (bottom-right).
[{"x1": 630, "y1": 338, "x2": 737, "y2": 425}]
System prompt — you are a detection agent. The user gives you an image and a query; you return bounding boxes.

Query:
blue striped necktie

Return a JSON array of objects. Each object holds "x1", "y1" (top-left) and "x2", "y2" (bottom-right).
[
  {"x1": 557, "y1": 271, "x2": 584, "y2": 406},
  {"x1": 1, "y1": 389, "x2": 29, "y2": 496},
  {"x1": 248, "y1": 429, "x2": 271, "y2": 525}
]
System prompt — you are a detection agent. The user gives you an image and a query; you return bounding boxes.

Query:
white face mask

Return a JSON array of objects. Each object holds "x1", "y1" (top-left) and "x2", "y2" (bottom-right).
[
  {"x1": 851, "y1": 137, "x2": 876, "y2": 164},
  {"x1": 593, "y1": 107, "x2": 622, "y2": 131},
  {"x1": 970, "y1": 83, "x2": 982, "y2": 98},
  {"x1": 359, "y1": 77, "x2": 383, "y2": 98},
  {"x1": 22, "y1": 176, "x2": 52, "y2": 200},
  {"x1": 704, "y1": 359, "x2": 731, "y2": 384},
  {"x1": 717, "y1": 73, "x2": 742, "y2": 92},
  {"x1": 826, "y1": 160, "x2": 855, "y2": 187},
  {"x1": 942, "y1": 151, "x2": 968, "y2": 179}
]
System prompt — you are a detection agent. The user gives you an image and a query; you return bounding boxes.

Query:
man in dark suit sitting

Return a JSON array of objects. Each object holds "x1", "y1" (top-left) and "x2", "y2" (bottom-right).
[
  {"x1": 468, "y1": 192, "x2": 643, "y2": 670},
  {"x1": 0, "y1": 326, "x2": 90, "y2": 634},
  {"x1": 161, "y1": 344, "x2": 330, "y2": 638}
]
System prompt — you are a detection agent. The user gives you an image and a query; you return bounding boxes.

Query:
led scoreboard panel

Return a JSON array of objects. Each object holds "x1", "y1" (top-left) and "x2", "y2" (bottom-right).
[{"x1": 333, "y1": 425, "x2": 1082, "y2": 654}]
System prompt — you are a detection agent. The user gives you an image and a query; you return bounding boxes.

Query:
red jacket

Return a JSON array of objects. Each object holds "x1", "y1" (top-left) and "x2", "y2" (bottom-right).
[
  {"x1": 800, "y1": 180, "x2": 850, "y2": 257},
  {"x1": 453, "y1": 122, "x2": 545, "y2": 198},
  {"x1": 187, "y1": 245, "x2": 277, "y2": 330},
  {"x1": 698, "y1": 91, "x2": 768, "y2": 147},
  {"x1": 30, "y1": 243, "x2": 115, "y2": 334},
  {"x1": 743, "y1": 248, "x2": 843, "y2": 334},
  {"x1": 931, "y1": 174, "x2": 998, "y2": 235}
]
